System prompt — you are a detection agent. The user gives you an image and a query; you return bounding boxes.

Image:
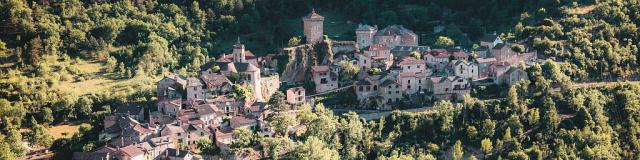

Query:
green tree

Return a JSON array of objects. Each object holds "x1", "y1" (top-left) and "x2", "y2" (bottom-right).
[
  {"x1": 230, "y1": 128, "x2": 254, "y2": 151},
  {"x1": 481, "y1": 138, "x2": 493, "y2": 157},
  {"x1": 435, "y1": 36, "x2": 455, "y2": 48},
  {"x1": 338, "y1": 61, "x2": 359, "y2": 81},
  {"x1": 268, "y1": 91, "x2": 289, "y2": 112},
  {"x1": 289, "y1": 136, "x2": 340, "y2": 160},
  {"x1": 452, "y1": 140, "x2": 464, "y2": 160},
  {"x1": 288, "y1": 36, "x2": 301, "y2": 47},
  {"x1": 27, "y1": 121, "x2": 54, "y2": 147},
  {"x1": 197, "y1": 139, "x2": 220, "y2": 155},
  {"x1": 409, "y1": 51, "x2": 421, "y2": 60},
  {"x1": 268, "y1": 113, "x2": 297, "y2": 136}
]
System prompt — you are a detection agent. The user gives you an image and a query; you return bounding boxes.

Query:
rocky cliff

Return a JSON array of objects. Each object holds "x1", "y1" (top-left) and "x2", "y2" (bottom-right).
[{"x1": 280, "y1": 40, "x2": 334, "y2": 83}]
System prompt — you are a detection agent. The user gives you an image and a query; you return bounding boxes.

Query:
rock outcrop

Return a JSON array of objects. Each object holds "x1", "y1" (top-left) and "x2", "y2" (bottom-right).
[{"x1": 280, "y1": 40, "x2": 334, "y2": 83}]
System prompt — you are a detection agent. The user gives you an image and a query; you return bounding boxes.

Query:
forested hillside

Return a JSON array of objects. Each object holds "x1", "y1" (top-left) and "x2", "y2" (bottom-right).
[
  {"x1": 3, "y1": 0, "x2": 640, "y2": 159},
  {"x1": 252, "y1": 62, "x2": 640, "y2": 159}
]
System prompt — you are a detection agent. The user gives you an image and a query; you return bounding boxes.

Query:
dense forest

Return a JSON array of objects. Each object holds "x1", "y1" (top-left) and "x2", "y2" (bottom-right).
[{"x1": 1, "y1": 0, "x2": 640, "y2": 159}]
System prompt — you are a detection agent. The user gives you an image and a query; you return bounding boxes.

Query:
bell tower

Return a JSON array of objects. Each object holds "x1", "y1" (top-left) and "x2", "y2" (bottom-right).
[{"x1": 233, "y1": 37, "x2": 246, "y2": 63}]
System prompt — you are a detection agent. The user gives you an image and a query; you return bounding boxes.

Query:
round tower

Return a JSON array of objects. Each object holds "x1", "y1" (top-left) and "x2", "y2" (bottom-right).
[
  {"x1": 356, "y1": 24, "x2": 378, "y2": 49},
  {"x1": 303, "y1": 9, "x2": 324, "y2": 44},
  {"x1": 233, "y1": 37, "x2": 246, "y2": 63}
]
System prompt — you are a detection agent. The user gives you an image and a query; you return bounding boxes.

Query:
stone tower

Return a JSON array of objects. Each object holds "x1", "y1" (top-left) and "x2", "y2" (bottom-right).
[
  {"x1": 303, "y1": 9, "x2": 324, "y2": 44},
  {"x1": 356, "y1": 24, "x2": 378, "y2": 49},
  {"x1": 233, "y1": 37, "x2": 246, "y2": 63}
]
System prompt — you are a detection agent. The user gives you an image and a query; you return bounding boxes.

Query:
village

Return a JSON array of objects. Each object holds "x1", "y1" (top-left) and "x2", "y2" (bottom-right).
[{"x1": 72, "y1": 10, "x2": 539, "y2": 160}]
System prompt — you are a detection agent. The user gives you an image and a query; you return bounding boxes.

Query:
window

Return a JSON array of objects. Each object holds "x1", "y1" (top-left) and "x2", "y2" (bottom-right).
[
  {"x1": 388, "y1": 86, "x2": 391, "y2": 89},
  {"x1": 417, "y1": 65, "x2": 420, "y2": 68},
  {"x1": 373, "y1": 85, "x2": 378, "y2": 90},
  {"x1": 408, "y1": 85, "x2": 411, "y2": 89},
  {"x1": 407, "y1": 80, "x2": 411, "y2": 83},
  {"x1": 388, "y1": 99, "x2": 392, "y2": 103},
  {"x1": 359, "y1": 86, "x2": 363, "y2": 91},
  {"x1": 396, "y1": 91, "x2": 400, "y2": 94},
  {"x1": 388, "y1": 91, "x2": 391, "y2": 94},
  {"x1": 419, "y1": 80, "x2": 422, "y2": 83}
]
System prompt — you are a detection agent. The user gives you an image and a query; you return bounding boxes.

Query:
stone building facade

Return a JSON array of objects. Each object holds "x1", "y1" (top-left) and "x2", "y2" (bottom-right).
[{"x1": 303, "y1": 9, "x2": 324, "y2": 44}]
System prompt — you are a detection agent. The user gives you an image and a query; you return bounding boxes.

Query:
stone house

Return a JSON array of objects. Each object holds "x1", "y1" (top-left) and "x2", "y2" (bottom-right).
[
  {"x1": 182, "y1": 124, "x2": 212, "y2": 146},
  {"x1": 358, "y1": 44, "x2": 393, "y2": 71},
  {"x1": 497, "y1": 67, "x2": 528, "y2": 85},
  {"x1": 373, "y1": 25, "x2": 418, "y2": 48},
  {"x1": 399, "y1": 71, "x2": 428, "y2": 95},
  {"x1": 354, "y1": 78, "x2": 378, "y2": 108},
  {"x1": 186, "y1": 77, "x2": 205, "y2": 101},
  {"x1": 200, "y1": 73, "x2": 233, "y2": 98},
  {"x1": 157, "y1": 74, "x2": 187, "y2": 101},
  {"x1": 311, "y1": 65, "x2": 338, "y2": 93},
  {"x1": 102, "y1": 116, "x2": 154, "y2": 148},
  {"x1": 378, "y1": 79, "x2": 402, "y2": 110},
  {"x1": 230, "y1": 115, "x2": 258, "y2": 130},
  {"x1": 475, "y1": 58, "x2": 497, "y2": 79},
  {"x1": 424, "y1": 49, "x2": 450, "y2": 73},
  {"x1": 207, "y1": 95, "x2": 238, "y2": 116},
  {"x1": 157, "y1": 99, "x2": 182, "y2": 116},
  {"x1": 427, "y1": 76, "x2": 471, "y2": 96},
  {"x1": 286, "y1": 87, "x2": 305, "y2": 105},
  {"x1": 160, "y1": 122, "x2": 188, "y2": 147},
  {"x1": 164, "y1": 148, "x2": 195, "y2": 160},
  {"x1": 356, "y1": 24, "x2": 378, "y2": 48},
  {"x1": 147, "y1": 136, "x2": 174, "y2": 160},
  {"x1": 447, "y1": 59, "x2": 479, "y2": 80},
  {"x1": 399, "y1": 57, "x2": 428, "y2": 74},
  {"x1": 480, "y1": 33, "x2": 503, "y2": 49},
  {"x1": 113, "y1": 103, "x2": 145, "y2": 122}
]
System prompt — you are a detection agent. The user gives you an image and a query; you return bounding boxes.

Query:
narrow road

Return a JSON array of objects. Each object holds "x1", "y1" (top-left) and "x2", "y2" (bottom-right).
[{"x1": 306, "y1": 85, "x2": 353, "y2": 98}]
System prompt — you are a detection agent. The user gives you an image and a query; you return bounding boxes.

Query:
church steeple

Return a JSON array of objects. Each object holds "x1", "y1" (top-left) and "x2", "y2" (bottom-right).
[{"x1": 233, "y1": 37, "x2": 246, "y2": 63}]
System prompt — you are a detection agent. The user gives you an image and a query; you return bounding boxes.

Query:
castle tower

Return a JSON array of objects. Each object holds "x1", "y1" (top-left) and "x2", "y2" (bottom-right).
[
  {"x1": 233, "y1": 37, "x2": 246, "y2": 63},
  {"x1": 356, "y1": 24, "x2": 377, "y2": 49},
  {"x1": 303, "y1": 9, "x2": 324, "y2": 44}
]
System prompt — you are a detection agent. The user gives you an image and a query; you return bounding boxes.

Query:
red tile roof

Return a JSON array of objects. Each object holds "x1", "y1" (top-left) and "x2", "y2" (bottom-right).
[{"x1": 311, "y1": 65, "x2": 330, "y2": 73}]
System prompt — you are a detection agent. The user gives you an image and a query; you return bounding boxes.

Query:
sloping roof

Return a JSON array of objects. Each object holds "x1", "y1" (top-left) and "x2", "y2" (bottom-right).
[
  {"x1": 166, "y1": 148, "x2": 190, "y2": 158},
  {"x1": 303, "y1": 9, "x2": 324, "y2": 20},
  {"x1": 162, "y1": 73, "x2": 187, "y2": 86},
  {"x1": 230, "y1": 115, "x2": 257, "y2": 129},
  {"x1": 355, "y1": 79, "x2": 372, "y2": 85},
  {"x1": 426, "y1": 49, "x2": 450, "y2": 58},
  {"x1": 400, "y1": 57, "x2": 425, "y2": 65},
  {"x1": 287, "y1": 87, "x2": 305, "y2": 93},
  {"x1": 475, "y1": 58, "x2": 497, "y2": 64},
  {"x1": 492, "y1": 43, "x2": 507, "y2": 49},
  {"x1": 201, "y1": 73, "x2": 231, "y2": 88},
  {"x1": 118, "y1": 145, "x2": 145, "y2": 158},
  {"x1": 114, "y1": 103, "x2": 145, "y2": 115},
  {"x1": 163, "y1": 124, "x2": 186, "y2": 134},
  {"x1": 234, "y1": 62, "x2": 259, "y2": 72},
  {"x1": 481, "y1": 33, "x2": 500, "y2": 42},
  {"x1": 196, "y1": 104, "x2": 216, "y2": 116},
  {"x1": 365, "y1": 44, "x2": 390, "y2": 51},
  {"x1": 356, "y1": 24, "x2": 377, "y2": 31},
  {"x1": 187, "y1": 77, "x2": 203, "y2": 87},
  {"x1": 311, "y1": 65, "x2": 330, "y2": 73},
  {"x1": 375, "y1": 25, "x2": 416, "y2": 37},
  {"x1": 379, "y1": 79, "x2": 398, "y2": 87}
]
